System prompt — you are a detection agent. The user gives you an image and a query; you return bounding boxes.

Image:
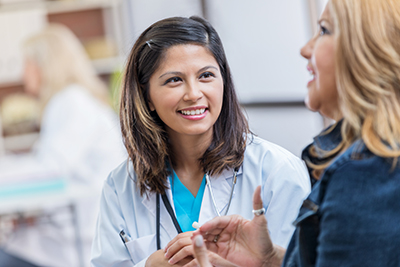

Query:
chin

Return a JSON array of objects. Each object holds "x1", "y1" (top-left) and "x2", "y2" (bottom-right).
[
  {"x1": 305, "y1": 101, "x2": 319, "y2": 113},
  {"x1": 184, "y1": 127, "x2": 213, "y2": 137},
  {"x1": 304, "y1": 97, "x2": 314, "y2": 112}
]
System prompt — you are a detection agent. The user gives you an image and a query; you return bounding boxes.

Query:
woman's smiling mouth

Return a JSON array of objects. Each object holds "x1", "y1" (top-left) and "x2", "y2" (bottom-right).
[
  {"x1": 179, "y1": 108, "x2": 206, "y2": 115},
  {"x1": 178, "y1": 107, "x2": 208, "y2": 120}
]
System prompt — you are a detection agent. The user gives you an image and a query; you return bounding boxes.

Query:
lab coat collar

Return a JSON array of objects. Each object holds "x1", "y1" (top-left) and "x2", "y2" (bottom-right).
[
  {"x1": 141, "y1": 177, "x2": 178, "y2": 241},
  {"x1": 199, "y1": 166, "x2": 243, "y2": 224},
  {"x1": 141, "y1": 167, "x2": 243, "y2": 237}
]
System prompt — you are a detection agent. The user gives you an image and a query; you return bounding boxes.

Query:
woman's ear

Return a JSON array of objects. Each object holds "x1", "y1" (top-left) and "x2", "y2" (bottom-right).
[{"x1": 148, "y1": 101, "x2": 155, "y2": 112}]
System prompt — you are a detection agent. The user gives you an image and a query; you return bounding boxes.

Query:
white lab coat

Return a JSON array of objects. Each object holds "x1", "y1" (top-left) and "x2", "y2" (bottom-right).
[
  {"x1": 91, "y1": 136, "x2": 311, "y2": 267},
  {"x1": 2, "y1": 84, "x2": 127, "y2": 267}
]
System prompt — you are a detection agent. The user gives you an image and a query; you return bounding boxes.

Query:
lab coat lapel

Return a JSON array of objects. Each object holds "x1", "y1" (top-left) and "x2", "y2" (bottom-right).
[
  {"x1": 141, "y1": 179, "x2": 178, "y2": 241},
  {"x1": 199, "y1": 167, "x2": 242, "y2": 224}
]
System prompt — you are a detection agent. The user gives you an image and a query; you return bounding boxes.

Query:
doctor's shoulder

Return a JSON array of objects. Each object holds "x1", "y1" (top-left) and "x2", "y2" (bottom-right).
[
  {"x1": 244, "y1": 136, "x2": 310, "y2": 187},
  {"x1": 103, "y1": 158, "x2": 140, "y2": 194},
  {"x1": 245, "y1": 135, "x2": 305, "y2": 167}
]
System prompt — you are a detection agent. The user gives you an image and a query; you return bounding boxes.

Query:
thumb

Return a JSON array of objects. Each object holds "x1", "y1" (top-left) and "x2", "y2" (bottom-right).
[
  {"x1": 193, "y1": 235, "x2": 212, "y2": 267},
  {"x1": 252, "y1": 185, "x2": 264, "y2": 212},
  {"x1": 252, "y1": 186, "x2": 266, "y2": 225}
]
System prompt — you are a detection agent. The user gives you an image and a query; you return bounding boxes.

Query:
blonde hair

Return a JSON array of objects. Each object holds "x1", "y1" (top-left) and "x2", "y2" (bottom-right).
[
  {"x1": 308, "y1": 0, "x2": 400, "y2": 179},
  {"x1": 23, "y1": 24, "x2": 109, "y2": 109}
]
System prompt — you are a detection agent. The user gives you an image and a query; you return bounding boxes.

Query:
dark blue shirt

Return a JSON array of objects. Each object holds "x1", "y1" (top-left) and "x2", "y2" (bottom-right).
[{"x1": 283, "y1": 121, "x2": 400, "y2": 267}]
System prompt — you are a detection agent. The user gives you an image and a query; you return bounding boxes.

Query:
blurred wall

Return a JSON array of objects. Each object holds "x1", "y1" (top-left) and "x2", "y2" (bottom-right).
[
  {"x1": 120, "y1": 0, "x2": 203, "y2": 54},
  {"x1": 244, "y1": 105, "x2": 323, "y2": 156}
]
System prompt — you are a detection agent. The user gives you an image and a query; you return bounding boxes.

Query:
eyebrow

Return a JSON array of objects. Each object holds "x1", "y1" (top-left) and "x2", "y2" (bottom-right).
[
  {"x1": 198, "y1": 65, "x2": 218, "y2": 73},
  {"x1": 318, "y1": 18, "x2": 329, "y2": 25},
  {"x1": 159, "y1": 71, "x2": 182, "y2": 79},
  {"x1": 158, "y1": 65, "x2": 218, "y2": 79}
]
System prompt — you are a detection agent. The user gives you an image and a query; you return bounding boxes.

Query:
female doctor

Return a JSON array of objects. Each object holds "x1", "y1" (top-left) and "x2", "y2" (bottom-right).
[{"x1": 91, "y1": 16, "x2": 310, "y2": 267}]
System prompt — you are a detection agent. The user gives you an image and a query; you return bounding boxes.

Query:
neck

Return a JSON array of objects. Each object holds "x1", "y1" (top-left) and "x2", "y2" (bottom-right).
[{"x1": 167, "y1": 130, "x2": 212, "y2": 196}]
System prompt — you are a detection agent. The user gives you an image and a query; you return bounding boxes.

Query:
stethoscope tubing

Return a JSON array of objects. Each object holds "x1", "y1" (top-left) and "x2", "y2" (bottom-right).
[
  {"x1": 156, "y1": 168, "x2": 239, "y2": 250},
  {"x1": 205, "y1": 169, "x2": 238, "y2": 217}
]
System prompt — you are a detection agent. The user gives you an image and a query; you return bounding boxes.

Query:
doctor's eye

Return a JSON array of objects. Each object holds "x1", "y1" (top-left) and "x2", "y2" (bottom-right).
[
  {"x1": 164, "y1": 77, "x2": 182, "y2": 85},
  {"x1": 199, "y1": 72, "x2": 215, "y2": 80}
]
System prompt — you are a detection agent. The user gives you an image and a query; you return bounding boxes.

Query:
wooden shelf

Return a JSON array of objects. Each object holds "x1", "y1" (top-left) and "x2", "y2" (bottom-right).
[
  {"x1": 47, "y1": 5, "x2": 105, "y2": 39},
  {"x1": 46, "y1": 0, "x2": 120, "y2": 15},
  {"x1": 0, "y1": 56, "x2": 122, "y2": 90},
  {"x1": 0, "y1": 0, "x2": 120, "y2": 13},
  {"x1": 0, "y1": 0, "x2": 124, "y2": 100},
  {"x1": 0, "y1": 83, "x2": 24, "y2": 100}
]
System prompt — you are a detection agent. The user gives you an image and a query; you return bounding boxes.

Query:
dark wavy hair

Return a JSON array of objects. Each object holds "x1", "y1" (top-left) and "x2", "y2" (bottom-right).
[{"x1": 120, "y1": 16, "x2": 250, "y2": 195}]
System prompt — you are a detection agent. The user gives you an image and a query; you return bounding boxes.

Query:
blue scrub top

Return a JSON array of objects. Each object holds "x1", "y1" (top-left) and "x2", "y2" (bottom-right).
[{"x1": 169, "y1": 171, "x2": 206, "y2": 232}]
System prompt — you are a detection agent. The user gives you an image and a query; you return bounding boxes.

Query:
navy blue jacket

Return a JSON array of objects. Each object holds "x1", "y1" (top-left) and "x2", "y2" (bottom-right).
[{"x1": 283, "y1": 121, "x2": 400, "y2": 266}]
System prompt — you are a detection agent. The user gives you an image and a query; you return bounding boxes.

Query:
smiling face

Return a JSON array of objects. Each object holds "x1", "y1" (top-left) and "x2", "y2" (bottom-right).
[
  {"x1": 300, "y1": 2, "x2": 341, "y2": 120},
  {"x1": 148, "y1": 44, "x2": 224, "y2": 141}
]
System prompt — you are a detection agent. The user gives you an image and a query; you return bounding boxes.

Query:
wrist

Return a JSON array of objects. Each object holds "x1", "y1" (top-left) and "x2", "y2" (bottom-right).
[
  {"x1": 145, "y1": 249, "x2": 164, "y2": 267},
  {"x1": 262, "y1": 244, "x2": 285, "y2": 267}
]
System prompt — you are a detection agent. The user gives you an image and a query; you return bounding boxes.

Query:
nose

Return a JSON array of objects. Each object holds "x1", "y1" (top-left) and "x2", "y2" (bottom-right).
[
  {"x1": 300, "y1": 36, "x2": 315, "y2": 60},
  {"x1": 183, "y1": 82, "x2": 203, "y2": 102}
]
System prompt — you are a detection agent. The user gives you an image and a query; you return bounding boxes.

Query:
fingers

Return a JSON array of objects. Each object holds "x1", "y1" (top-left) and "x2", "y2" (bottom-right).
[
  {"x1": 167, "y1": 245, "x2": 194, "y2": 265},
  {"x1": 192, "y1": 235, "x2": 213, "y2": 267},
  {"x1": 184, "y1": 248, "x2": 239, "y2": 267},
  {"x1": 165, "y1": 232, "x2": 194, "y2": 264},
  {"x1": 182, "y1": 258, "x2": 199, "y2": 267},
  {"x1": 198, "y1": 215, "x2": 236, "y2": 235},
  {"x1": 165, "y1": 231, "x2": 193, "y2": 252},
  {"x1": 252, "y1": 185, "x2": 263, "y2": 211},
  {"x1": 208, "y1": 252, "x2": 239, "y2": 267}
]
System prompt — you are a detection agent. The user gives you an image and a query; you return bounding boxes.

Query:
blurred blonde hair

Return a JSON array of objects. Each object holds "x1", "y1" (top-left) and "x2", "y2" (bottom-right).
[
  {"x1": 309, "y1": 0, "x2": 400, "y2": 179},
  {"x1": 332, "y1": 0, "x2": 400, "y2": 158},
  {"x1": 23, "y1": 24, "x2": 110, "y2": 109}
]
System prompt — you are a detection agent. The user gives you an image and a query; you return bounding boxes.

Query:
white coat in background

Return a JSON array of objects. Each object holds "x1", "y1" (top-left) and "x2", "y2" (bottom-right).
[
  {"x1": 2, "y1": 84, "x2": 127, "y2": 267},
  {"x1": 91, "y1": 136, "x2": 311, "y2": 267}
]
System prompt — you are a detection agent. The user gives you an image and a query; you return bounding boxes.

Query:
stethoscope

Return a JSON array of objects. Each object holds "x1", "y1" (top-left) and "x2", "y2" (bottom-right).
[{"x1": 156, "y1": 168, "x2": 239, "y2": 250}]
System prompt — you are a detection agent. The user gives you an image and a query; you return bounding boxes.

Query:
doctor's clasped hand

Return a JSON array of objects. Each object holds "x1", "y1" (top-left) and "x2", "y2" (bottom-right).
[{"x1": 192, "y1": 186, "x2": 285, "y2": 267}]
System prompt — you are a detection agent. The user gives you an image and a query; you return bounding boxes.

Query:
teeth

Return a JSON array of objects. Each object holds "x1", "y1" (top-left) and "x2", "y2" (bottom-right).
[{"x1": 181, "y1": 109, "x2": 206, "y2": 115}]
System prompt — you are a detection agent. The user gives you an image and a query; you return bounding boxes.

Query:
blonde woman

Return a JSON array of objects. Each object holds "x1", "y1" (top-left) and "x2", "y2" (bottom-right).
[
  {"x1": 192, "y1": 0, "x2": 400, "y2": 266},
  {"x1": 0, "y1": 24, "x2": 126, "y2": 267}
]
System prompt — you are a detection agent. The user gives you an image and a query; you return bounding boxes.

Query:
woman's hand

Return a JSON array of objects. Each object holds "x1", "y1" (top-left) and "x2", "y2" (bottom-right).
[
  {"x1": 163, "y1": 228, "x2": 237, "y2": 266},
  {"x1": 194, "y1": 186, "x2": 285, "y2": 267},
  {"x1": 145, "y1": 249, "x2": 193, "y2": 266},
  {"x1": 188, "y1": 235, "x2": 239, "y2": 267},
  {"x1": 191, "y1": 235, "x2": 212, "y2": 267},
  {"x1": 164, "y1": 231, "x2": 195, "y2": 265}
]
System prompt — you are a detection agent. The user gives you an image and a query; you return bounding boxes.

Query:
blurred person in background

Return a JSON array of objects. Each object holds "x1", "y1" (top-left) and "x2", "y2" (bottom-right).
[{"x1": 0, "y1": 24, "x2": 126, "y2": 267}]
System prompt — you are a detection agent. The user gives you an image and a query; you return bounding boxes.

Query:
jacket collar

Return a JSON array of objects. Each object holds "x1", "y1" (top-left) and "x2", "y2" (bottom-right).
[
  {"x1": 313, "y1": 119, "x2": 343, "y2": 157},
  {"x1": 142, "y1": 167, "x2": 243, "y2": 235}
]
